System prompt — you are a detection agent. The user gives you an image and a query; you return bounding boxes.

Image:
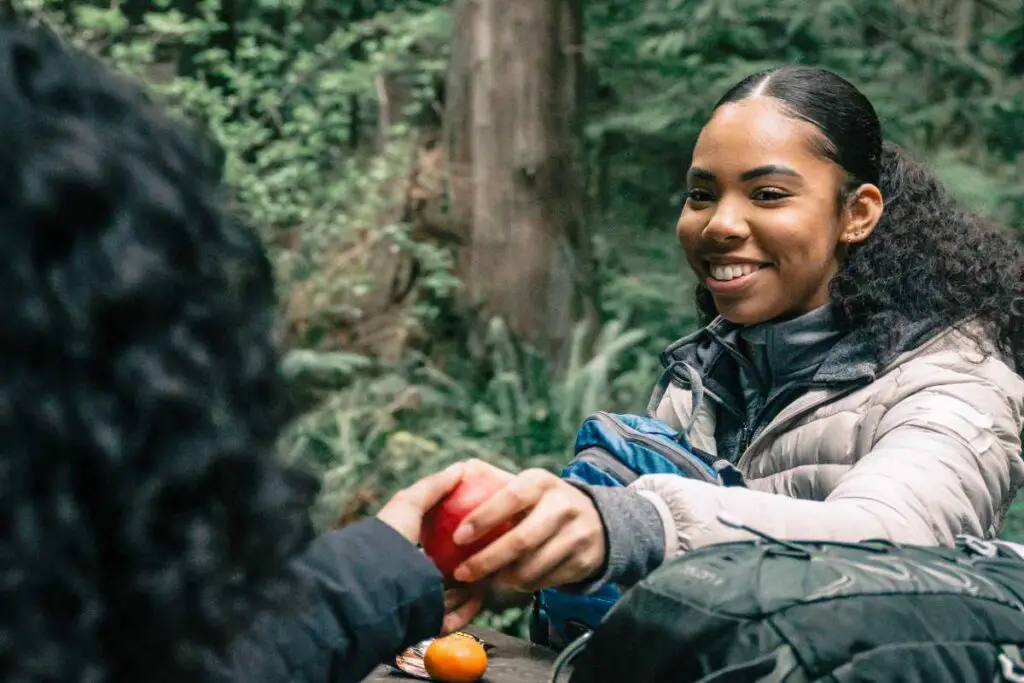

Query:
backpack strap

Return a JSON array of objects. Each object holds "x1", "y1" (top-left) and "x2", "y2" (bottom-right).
[
  {"x1": 645, "y1": 360, "x2": 704, "y2": 435},
  {"x1": 548, "y1": 631, "x2": 592, "y2": 683}
]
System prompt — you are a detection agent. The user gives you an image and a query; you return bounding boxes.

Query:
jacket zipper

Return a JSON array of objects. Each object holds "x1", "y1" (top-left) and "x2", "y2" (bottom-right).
[
  {"x1": 738, "y1": 380, "x2": 818, "y2": 452},
  {"x1": 739, "y1": 423, "x2": 753, "y2": 452},
  {"x1": 738, "y1": 381, "x2": 868, "y2": 465}
]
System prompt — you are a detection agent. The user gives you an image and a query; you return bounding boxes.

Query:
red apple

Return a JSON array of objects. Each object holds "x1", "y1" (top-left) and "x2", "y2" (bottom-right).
[{"x1": 421, "y1": 470, "x2": 515, "y2": 579}]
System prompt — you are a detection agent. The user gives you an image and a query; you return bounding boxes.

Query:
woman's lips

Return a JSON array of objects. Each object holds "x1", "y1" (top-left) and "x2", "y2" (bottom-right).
[{"x1": 704, "y1": 262, "x2": 769, "y2": 294}]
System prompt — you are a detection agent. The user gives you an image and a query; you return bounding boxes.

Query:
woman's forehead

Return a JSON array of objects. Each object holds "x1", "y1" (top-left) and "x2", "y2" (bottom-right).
[{"x1": 692, "y1": 98, "x2": 830, "y2": 172}]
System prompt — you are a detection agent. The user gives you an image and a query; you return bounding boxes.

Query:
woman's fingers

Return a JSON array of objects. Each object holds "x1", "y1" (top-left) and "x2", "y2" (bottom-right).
[
  {"x1": 442, "y1": 593, "x2": 483, "y2": 634},
  {"x1": 452, "y1": 469, "x2": 553, "y2": 546},
  {"x1": 375, "y1": 462, "x2": 466, "y2": 543},
  {"x1": 451, "y1": 472, "x2": 608, "y2": 589},
  {"x1": 497, "y1": 518, "x2": 604, "y2": 591},
  {"x1": 452, "y1": 481, "x2": 568, "y2": 582},
  {"x1": 441, "y1": 581, "x2": 488, "y2": 634},
  {"x1": 528, "y1": 555, "x2": 601, "y2": 593},
  {"x1": 434, "y1": 465, "x2": 608, "y2": 590},
  {"x1": 444, "y1": 586, "x2": 473, "y2": 613}
]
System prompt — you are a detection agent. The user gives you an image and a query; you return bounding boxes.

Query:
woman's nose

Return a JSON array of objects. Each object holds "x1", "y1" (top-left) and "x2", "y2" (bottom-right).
[{"x1": 701, "y1": 201, "x2": 750, "y2": 243}]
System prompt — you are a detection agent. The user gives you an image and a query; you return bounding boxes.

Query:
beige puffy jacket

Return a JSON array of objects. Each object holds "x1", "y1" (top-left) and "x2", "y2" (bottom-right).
[{"x1": 633, "y1": 324, "x2": 1024, "y2": 559}]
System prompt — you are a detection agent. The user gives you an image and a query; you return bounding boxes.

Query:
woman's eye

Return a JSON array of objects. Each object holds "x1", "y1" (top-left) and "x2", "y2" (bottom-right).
[
  {"x1": 687, "y1": 189, "x2": 715, "y2": 203},
  {"x1": 752, "y1": 188, "x2": 790, "y2": 202}
]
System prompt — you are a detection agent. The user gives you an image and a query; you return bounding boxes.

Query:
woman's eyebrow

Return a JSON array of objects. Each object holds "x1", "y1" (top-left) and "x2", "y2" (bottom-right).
[
  {"x1": 687, "y1": 164, "x2": 803, "y2": 183},
  {"x1": 687, "y1": 167, "x2": 715, "y2": 182},
  {"x1": 740, "y1": 164, "x2": 801, "y2": 181}
]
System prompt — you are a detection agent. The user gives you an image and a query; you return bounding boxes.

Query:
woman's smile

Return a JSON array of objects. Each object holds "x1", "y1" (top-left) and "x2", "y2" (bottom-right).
[{"x1": 703, "y1": 260, "x2": 772, "y2": 295}]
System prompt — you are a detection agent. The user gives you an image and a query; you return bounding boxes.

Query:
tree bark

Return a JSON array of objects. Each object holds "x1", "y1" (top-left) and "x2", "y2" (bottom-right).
[{"x1": 445, "y1": 0, "x2": 592, "y2": 365}]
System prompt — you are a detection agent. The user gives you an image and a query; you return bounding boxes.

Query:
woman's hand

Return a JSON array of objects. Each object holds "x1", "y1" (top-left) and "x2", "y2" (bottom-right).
[
  {"x1": 449, "y1": 462, "x2": 607, "y2": 592},
  {"x1": 375, "y1": 462, "x2": 465, "y2": 544},
  {"x1": 441, "y1": 580, "x2": 487, "y2": 634},
  {"x1": 441, "y1": 579, "x2": 535, "y2": 634}
]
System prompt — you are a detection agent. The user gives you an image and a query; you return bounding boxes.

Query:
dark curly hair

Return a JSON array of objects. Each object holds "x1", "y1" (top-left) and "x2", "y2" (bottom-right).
[
  {"x1": 696, "y1": 65, "x2": 1024, "y2": 371},
  {"x1": 0, "y1": 23, "x2": 317, "y2": 683}
]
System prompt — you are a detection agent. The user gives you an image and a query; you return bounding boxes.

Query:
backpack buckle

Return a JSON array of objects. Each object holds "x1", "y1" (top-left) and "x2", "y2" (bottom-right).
[
  {"x1": 958, "y1": 534, "x2": 998, "y2": 559},
  {"x1": 999, "y1": 645, "x2": 1024, "y2": 682}
]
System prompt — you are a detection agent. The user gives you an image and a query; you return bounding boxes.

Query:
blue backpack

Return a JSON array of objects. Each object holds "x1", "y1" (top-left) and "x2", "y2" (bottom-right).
[{"x1": 529, "y1": 407, "x2": 745, "y2": 649}]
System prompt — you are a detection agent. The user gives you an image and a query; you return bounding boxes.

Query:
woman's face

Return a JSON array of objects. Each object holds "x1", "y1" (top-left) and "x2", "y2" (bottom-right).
[{"x1": 677, "y1": 97, "x2": 878, "y2": 325}]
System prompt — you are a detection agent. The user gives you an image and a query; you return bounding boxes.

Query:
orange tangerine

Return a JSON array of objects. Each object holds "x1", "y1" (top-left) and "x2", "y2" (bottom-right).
[{"x1": 423, "y1": 632, "x2": 489, "y2": 683}]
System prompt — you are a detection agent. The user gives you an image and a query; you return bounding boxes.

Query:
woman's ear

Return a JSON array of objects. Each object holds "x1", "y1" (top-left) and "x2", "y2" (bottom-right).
[{"x1": 839, "y1": 183, "x2": 884, "y2": 245}]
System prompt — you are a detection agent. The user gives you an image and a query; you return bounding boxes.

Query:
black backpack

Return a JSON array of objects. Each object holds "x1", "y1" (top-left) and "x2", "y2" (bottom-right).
[{"x1": 560, "y1": 530, "x2": 1024, "y2": 683}]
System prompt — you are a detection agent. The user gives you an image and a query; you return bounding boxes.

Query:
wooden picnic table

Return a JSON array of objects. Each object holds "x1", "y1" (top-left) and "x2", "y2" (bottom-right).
[{"x1": 363, "y1": 625, "x2": 567, "y2": 682}]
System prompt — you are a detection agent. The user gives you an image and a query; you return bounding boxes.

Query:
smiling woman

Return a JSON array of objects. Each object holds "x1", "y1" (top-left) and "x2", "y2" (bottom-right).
[
  {"x1": 631, "y1": 64, "x2": 1024, "y2": 551},
  {"x1": 430, "y1": 66, "x2": 1024, "y2": 635}
]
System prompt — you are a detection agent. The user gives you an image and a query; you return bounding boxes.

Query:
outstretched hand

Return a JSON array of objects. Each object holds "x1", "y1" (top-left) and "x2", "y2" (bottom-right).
[
  {"x1": 375, "y1": 459, "x2": 608, "y2": 633},
  {"x1": 376, "y1": 462, "x2": 465, "y2": 545},
  {"x1": 376, "y1": 463, "x2": 494, "y2": 633},
  {"x1": 450, "y1": 460, "x2": 607, "y2": 593}
]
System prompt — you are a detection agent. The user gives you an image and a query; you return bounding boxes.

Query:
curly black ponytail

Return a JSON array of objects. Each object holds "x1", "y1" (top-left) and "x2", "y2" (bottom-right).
[{"x1": 831, "y1": 142, "x2": 1024, "y2": 369}]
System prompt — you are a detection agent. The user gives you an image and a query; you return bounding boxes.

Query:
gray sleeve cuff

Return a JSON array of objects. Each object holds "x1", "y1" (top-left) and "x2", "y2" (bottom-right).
[{"x1": 562, "y1": 483, "x2": 667, "y2": 593}]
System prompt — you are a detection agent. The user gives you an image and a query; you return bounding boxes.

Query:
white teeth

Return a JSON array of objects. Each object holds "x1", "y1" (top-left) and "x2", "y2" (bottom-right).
[{"x1": 710, "y1": 263, "x2": 761, "y2": 281}]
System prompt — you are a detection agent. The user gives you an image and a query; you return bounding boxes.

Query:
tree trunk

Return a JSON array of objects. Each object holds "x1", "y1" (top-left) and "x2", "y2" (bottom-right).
[{"x1": 445, "y1": 0, "x2": 593, "y2": 366}]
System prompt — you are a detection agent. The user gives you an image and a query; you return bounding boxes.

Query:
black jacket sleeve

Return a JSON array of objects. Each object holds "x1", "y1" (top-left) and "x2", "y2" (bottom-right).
[{"x1": 224, "y1": 517, "x2": 445, "y2": 683}]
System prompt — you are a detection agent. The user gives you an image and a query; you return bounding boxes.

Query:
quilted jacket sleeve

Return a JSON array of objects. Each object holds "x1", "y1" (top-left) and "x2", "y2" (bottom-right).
[
  {"x1": 630, "y1": 354, "x2": 1024, "y2": 555},
  {"x1": 222, "y1": 517, "x2": 444, "y2": 683}
]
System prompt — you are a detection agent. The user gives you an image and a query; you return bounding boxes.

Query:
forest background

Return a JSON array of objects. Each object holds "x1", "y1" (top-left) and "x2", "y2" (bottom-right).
[{"x1": 12, "y1": 0, "x2": 1024, "y2": 636}]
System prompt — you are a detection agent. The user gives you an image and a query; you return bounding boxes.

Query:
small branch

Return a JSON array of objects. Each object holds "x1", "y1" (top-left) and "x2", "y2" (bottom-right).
[{"x1": 375, "y1": 74, "x2": 390, "y2": 141}]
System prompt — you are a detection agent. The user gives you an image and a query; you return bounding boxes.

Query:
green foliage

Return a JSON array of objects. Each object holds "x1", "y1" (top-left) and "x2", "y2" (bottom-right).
[
  {"x1": 288, "y1": 315, "x2": 650, "y2": 533},
  {"x1": 586, "y1": 0, "x2": 1024, "y2": 229},
  {"x1": 281, "y1": 313, "x2": 652, "y2": 635},
  {"x1": 20, "y1": 0, "x2": 455, "y2": 350},
  {"x1": 1003, "y1": 497, "x2": 1024, "y2": 544}
]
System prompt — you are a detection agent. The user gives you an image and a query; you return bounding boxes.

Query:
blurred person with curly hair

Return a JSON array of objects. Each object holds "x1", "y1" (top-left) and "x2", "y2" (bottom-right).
[
  {"x1": 434, "y1": 65, "x2": 1024, "y2": 632},
  {"x1": 0, "y1": 21, "x2": 473, "y2": 683}
]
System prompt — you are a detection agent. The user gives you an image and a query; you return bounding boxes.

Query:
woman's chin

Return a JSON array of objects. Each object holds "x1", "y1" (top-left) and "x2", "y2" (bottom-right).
[{"x1": 714, "y1": 300, "x2": 779, "y2": 326}]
